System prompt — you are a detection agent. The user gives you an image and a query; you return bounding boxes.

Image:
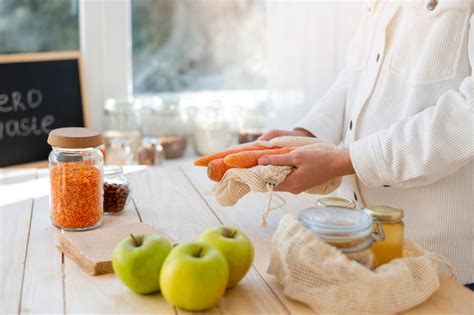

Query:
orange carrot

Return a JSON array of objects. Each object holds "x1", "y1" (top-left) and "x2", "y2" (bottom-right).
[
  {"x1": 194, "y1": 145, "x2": 280, "y2": 166},
  {"x1": 207, "y1": 159, "x2": 234, "y2": 182},
  {"x1": 224, "y1": 147, "x2": 294, "y2": 168}
]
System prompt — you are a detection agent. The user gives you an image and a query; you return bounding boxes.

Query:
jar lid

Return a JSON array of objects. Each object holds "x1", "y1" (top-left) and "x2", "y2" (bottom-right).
[
  {"x1": 299, "y1": 207, "x2": 373, "y2": 242},
  {"x1": 104, "y1": 97, "x2": 141, "y2": 112},
  {"x1": 364, "y1": 205, "x2": 404, "y2": 223},
  {"x1": 47, "y1": 127, "x2": 103, "y2": 148},
  {"x1": 108, "y1": 138, "x2": 131, "y2": 150},
  {"x1": 142, "y1": 136, "x2": 161, "y2": 146},
  {"x1": 316, "y1": 197, "x2": 356, "y2": 209},
  {"x1": 104, "y1": 165, "x2": 123, "y2": 176}
]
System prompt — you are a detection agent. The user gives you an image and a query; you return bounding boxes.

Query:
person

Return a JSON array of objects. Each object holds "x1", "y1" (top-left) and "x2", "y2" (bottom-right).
[{"x1": 258, "y1": 0, "x2": 473, "y2": 287}]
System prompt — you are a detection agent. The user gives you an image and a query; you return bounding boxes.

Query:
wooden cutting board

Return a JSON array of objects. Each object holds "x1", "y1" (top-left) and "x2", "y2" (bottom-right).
[{"x1": 58, "y1": 223, "x2": 171, "y2": 276}]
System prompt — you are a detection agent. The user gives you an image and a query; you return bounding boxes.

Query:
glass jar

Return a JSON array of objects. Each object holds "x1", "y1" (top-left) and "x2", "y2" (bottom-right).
[
  {"x1": 238, "y1": 99, "x2": 266, "y2": 144},
  {"x1": 365, "y1": 205, "x2": 405, "y2": 266},
  {"x1": 47, "y1": 127, "x2": 104, "y2": 231},
  {"x1": 105, "y1": 139, "x2": 134, "y2": 166},
  {"x1": 103, "y1": 97, "x2": 142, "y2": 156},
  {"x1": 103, "y1": 166, "x2": 131, "y2": 214},
  {"x1": 140, "y1": 94, "x2": 189, "y2": 159},
  {"x1": 316, "y1": 197, "x2": 356, "y2": 209},
  {"x1": 299, "y1": 207, "x2": 385, "y2": 269},
  {"x1": 193, "y1": 105, "x2": 233, "y2": 156},
  {"x1": 138, "y1": 137, "x2": 165, "y2": 165}
]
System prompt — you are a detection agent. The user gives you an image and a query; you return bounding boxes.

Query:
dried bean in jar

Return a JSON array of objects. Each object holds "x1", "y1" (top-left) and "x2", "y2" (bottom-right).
[{"x1": 103, "y1": 182, "x2": 130, "y2": 213}]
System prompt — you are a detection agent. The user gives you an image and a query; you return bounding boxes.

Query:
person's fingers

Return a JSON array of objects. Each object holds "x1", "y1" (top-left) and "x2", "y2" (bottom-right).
[
  {"x1": 258, "y1": 152, "x2": 296, "y2": 166},
  {"x1": 274, "y1": 171, "x2": 303, "y2": 194},
  {"x1": 257, "y1": 129, "x2": 286, "y2": 141}
]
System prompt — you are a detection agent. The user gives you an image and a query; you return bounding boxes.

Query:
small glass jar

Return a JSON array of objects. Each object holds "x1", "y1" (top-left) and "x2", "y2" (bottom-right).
[
  {"x1": 365, "y1": 205, "x2": 405, "y2": 267},
  {"x1": 299, "y1": 207, "x2": 385, "y2": 270},
  {"x1": 103, "y1": 97, "x2": 142, "y2": 156},
  {"x1": 238, "y1": 99, "x2": 266, "y2": 144},
  {"x1": 138, "y1": 137, "x2": 165, "y2": 165},
  {"x1": 316, "y1": 197, "x2": 356, "y2": 209},
  {"x1": 140, "y1": 95, "x2": 189, "y2": 159},
  {"x1": 103, "y1": 166, "x2": 131, "y2": 214},
  {"x1": 47, "y1": 127, "x2": 104, "y2": 231},
  {"x1": 193, "y1": 105, "x2": 233, "y2": 156},
  {"x1": 105, "y1": 139, "x2": 134, "y2": 165}
]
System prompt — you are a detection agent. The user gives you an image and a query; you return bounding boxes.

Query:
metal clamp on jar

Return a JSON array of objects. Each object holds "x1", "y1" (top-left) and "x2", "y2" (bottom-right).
[{"x1": 299, "y1": 207, "x2": 385, "y2": 269}]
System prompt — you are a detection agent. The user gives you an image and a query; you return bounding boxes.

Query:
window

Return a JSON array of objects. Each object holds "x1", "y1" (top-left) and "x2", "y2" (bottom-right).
[
  {"x1": 0, "y1": 0, "x2": 79, "y2": 54},
  {"x1": 131, "y1": 0, "x2": 266, "y2": 93}
]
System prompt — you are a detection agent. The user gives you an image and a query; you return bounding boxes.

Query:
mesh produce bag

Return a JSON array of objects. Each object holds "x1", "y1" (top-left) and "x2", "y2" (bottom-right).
[
  {"x1": 213, "y1": 136, "x2": 342, "y2": 225},
  {"x1": 268, "y1": 214, "x2": 456, "y2": 315}
]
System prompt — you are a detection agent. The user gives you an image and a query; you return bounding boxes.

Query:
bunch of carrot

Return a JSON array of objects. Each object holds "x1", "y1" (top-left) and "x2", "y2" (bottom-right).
[{"x1": 194, "y1": 145, "x2": 293, "y2": 182}]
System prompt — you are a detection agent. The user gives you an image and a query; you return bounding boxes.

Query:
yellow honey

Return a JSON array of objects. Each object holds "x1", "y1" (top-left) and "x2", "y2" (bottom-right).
[{"x1": 365, "y1": 205, "x2": 405, "y2": 267}]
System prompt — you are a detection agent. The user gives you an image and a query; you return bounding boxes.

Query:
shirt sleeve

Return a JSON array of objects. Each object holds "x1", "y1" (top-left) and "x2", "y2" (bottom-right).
[
  {"x1": 294, "y1": 66, "x2": 351, "y2": 144},
  {"x1": 350, "y1": 15, "x2": 474, "y2": 189}
]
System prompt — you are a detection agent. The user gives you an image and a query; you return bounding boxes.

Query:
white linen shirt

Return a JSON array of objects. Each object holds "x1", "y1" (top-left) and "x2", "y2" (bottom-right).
[{"x1": 296, "y1": 0, "x2": 474, "y2": 284}]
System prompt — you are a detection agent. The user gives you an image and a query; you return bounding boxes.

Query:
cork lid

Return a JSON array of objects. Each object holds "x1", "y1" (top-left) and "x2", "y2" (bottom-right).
[{"x1": 48, "y1": 127, "x2": 103, "y2": 149}]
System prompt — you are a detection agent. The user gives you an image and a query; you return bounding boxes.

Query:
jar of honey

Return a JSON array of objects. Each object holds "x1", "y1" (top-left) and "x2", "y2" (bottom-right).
[
  {"x1": 316, "y1": 197, "x2": 356, "y2": 209},
  {"x1": 364, "y1": 205, "x2": 404, "y2": 267},
  {"x1": 299, "y1": 207, "x2": 385, "y2": 270}
]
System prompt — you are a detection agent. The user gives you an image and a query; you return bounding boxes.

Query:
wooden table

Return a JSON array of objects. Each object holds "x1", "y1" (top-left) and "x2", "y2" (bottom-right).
[{"x1": 1, "y1": 164, "x2": 473, "y2": 314}]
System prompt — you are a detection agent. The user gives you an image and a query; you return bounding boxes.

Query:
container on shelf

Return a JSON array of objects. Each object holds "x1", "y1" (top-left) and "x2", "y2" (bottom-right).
[
  {"x1": 193, "y1": 105, "x2": 233, "y2": 156},
  {"x1": 103, "y1": 166, "x2": 131, "y2": 214},
  {"x1": 138, "y1": 137, "x2": 165, "y2": 165},
  {"x1": 47, "y1": 127, "x2": 104, "y2": 231},
  {"x1": 316, "y1": 197, "x2": 357, "y2": 209},
  {"x1": 298, "y1": 207, "x2": 385, "y2": 270},
  {"x1": 103, "y1": 97, "x2": 142, "y2": 156},
  {"x1": 105, "y1": 138, "x2": 134, "y2": 165},
  {"x1": 140, "y1": 94, "x2": 189, "y2": 158},
  {"x1": 365, "y1": 205, "x2": 405, "y2": 267}
]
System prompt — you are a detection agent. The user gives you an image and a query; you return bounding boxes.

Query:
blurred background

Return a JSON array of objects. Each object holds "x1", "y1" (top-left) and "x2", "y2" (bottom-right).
[{"x1": 0, "y1": 0, "x2": 360, "y2": 164}]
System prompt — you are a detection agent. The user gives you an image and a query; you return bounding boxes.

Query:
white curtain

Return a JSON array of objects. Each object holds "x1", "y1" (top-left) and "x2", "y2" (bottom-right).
[{"x1": 265, "y1": 0, "x2": 362, "y2": 129}]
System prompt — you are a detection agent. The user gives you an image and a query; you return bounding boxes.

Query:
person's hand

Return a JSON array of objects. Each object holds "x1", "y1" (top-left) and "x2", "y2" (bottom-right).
[
  {"x1": 258, "y1": 128, "x2": 314, "y2": 141},
  {"x1": 258, "y1": 148, "x2": 355, "y2": 194}
]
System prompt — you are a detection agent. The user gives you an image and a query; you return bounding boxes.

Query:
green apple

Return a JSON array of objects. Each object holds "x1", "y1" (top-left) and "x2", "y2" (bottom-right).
[
  {"x1": 198, "y1": 226, "x2": 254, "y2": 288},
  {"x1": 112, "y1": 233, "x2": 172, "y2": 294},
  {"x1": 160, "y1": 241, "x2": 229, "y2": 311}
]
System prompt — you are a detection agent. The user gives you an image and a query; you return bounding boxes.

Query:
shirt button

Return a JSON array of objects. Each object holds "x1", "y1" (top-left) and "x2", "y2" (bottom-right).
[
  {"x1": 383, "y1": 185, "x2": 391, "y2": 187},
  {"x1": 349, "y1": 120, "x2": 353, "y2": 130},
  {"x1": 353, "y1": 192, "x2": 358, "y2": 201},
  {"x1": 376, "y1": 53, "x2": 380, "y2": 62}
]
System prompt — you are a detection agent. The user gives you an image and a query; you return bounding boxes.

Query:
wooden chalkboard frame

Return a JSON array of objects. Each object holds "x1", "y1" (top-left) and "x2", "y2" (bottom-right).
[{"x1": 0, "y1": 51, "x2": 90, "y2": 168}]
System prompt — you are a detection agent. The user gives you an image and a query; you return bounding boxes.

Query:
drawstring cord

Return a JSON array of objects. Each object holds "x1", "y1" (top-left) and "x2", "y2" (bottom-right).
[
  {"x1": 425, "y1": 251, "x2": 458, "y2": 280},
  {"x1": 259, "y1": 182, "x2": 286, "y2": 227}
]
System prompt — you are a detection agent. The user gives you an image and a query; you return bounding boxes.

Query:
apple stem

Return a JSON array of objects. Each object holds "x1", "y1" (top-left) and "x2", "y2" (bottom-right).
[
  {"x1": 222, "y1": 227, "x2": 237, "y2": 238},
  {"x1": 194, "y1": 247, "x2": 203, "y2": 258},
  {"x1": 130, "y1": 234, "x2": 141, "y2": 247}
]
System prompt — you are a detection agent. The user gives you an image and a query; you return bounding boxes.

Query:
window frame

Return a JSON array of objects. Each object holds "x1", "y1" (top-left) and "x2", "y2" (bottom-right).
[{"x1": 79, "y1": 0, "x2": 132, "y2": 130}]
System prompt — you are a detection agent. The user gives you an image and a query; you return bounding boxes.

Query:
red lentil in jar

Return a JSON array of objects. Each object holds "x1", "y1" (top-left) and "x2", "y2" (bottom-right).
[
  {"x1": 50, "y1": 163, "x2": 102, "y2": 228},
  {"x1": 48, "y1": 127, "x2": 104, "y2": 231}
]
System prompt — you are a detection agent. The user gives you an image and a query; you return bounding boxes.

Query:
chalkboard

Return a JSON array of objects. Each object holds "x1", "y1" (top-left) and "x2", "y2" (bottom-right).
[{"x1": 0, "y1": 51, "x2": 89, "y2": 167}]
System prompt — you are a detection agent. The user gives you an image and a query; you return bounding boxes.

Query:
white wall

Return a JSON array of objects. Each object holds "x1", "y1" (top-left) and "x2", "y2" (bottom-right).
[{"x1": 265, "y1": 1, "x2": 361, "y2": 129}]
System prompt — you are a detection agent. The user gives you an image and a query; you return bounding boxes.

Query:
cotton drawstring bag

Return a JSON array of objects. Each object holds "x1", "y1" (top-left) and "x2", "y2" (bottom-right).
[
  {"x1": 213, "y1": 136, "x2": 342, "y2": 225},
  {"x1": 268, "y1": 214, "x2": 456, "y2": 315}
]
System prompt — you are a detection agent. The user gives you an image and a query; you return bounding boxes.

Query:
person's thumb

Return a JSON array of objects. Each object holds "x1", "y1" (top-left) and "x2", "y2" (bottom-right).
[{"x1": 258, "y1": 153, "x2": 295, "y2": 166}]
